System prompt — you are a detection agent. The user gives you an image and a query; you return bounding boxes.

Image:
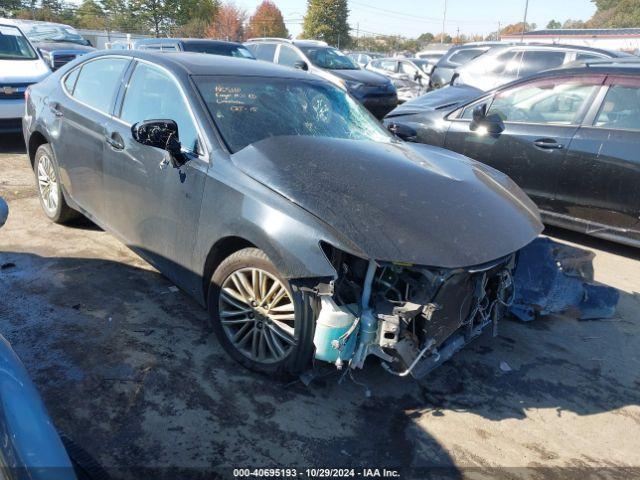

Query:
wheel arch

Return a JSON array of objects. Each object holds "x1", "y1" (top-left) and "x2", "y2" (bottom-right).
[
  {"x1": 201, "y1": 236, "x2": 257, "y2": 305},
  {"x1": 27, "y1": 130, "x2": 50, "y2": 168}
]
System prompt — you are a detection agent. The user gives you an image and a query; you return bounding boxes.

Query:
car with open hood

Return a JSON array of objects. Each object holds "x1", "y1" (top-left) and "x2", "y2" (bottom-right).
[
  {"x1": 0, "y1": 22, "x2": 50, "y2": 133},
  {"x1": 23, "y1": 50, "x2": 542, "y2": 379},
  {"x1": 245, "y1": 38, "x2": 398, "y2": 119},
  {"x1": 2, "y1": 19, "x2": 94, "y2": 71}
]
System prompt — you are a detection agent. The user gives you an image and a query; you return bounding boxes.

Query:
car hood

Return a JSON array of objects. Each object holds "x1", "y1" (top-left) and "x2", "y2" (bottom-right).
[
  {"x1": 231, "y1": 136, "x2": 542, "y2": 268},
  {"x1": 386, "y1": 84, "x2": 482, "y2": 117},
  {"x1": 0, "y1": 58, "x2": 50, "y2": 83},
  {"x1": 329, "y1": 68, "x2": 389, "y2": 86},
  {"x1": 35, "y1": 42, "x2": 94, "y2": 53}
]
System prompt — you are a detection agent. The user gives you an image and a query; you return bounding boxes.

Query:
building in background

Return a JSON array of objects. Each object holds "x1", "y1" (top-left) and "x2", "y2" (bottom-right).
[{"x1": 502, "y1": 28, "x2": 640, "y2": 53}]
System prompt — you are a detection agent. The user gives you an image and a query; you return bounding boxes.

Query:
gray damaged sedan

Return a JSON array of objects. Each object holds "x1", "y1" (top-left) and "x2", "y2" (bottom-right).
[{"x1": 23, "y1": 51, "x2": 543, "y2": 379}]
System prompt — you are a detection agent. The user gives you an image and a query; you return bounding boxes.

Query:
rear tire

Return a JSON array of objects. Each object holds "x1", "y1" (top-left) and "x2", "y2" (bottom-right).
[
  {"x1": 34, "y1": 143, "x2": 80, "y2": 224},
  {"x1": 207, "y1": 247, "x2": 315, "y2": 376}
]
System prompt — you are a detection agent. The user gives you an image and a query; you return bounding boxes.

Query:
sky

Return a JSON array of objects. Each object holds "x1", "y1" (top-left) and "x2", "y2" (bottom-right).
[{"x1": 234, "y1": 0, "x2": 598, "y2": 38}]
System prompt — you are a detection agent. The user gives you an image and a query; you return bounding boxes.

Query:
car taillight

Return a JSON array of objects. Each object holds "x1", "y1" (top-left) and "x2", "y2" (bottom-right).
[{"x1": 24, "y1": 87, "x2": 30, "y2": 102}]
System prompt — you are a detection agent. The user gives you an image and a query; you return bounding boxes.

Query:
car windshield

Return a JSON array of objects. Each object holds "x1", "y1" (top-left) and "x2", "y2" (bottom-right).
[
  {"x1": 0, "y1": 25, "x2": 38, "y2": 60},
  {"x1": 20, "y1": 22, "x2": 88, "y2": 46},
  {"x1": 183, "y1": 42, "x2": 255, "y2": 59},
  {"x1": 298, "y1": 46, "x2": 359, "y2": 70},
  {"x1": 195, "y1": 76, "x2": 393, "y2": 153}
]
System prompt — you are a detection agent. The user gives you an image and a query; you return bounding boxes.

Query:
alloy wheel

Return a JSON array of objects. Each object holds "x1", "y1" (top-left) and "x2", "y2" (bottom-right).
[
  {"x1": 219, "y1": 268, "x2": 296, "y2": 364},
  {"x1": 37, "y1": 154, "x2": 59, "y2": 215}
]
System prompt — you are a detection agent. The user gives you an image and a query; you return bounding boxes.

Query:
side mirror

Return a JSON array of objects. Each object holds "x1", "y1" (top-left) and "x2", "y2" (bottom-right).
[
  {"x1": 423, "y1": 64, "x2": 434, "y2": 75},
  {"x1": 387, "y1": 122, "x2": 417, "y2": 142},
  {"x1": 0, "y1": 197, "x2": 8, "y2": 228},
  {"x1": 470, "y1": 103, "x2": 504, "y2": 134},
  {"x1": 472, "y1": 103, "x2": 487, "y2": 125},
  {"x1": 293, "y1": 60, "x2": 308, "y2": 71},
  {"x1": 132, "y1": 119, "x2": 186, "y2": 167}
]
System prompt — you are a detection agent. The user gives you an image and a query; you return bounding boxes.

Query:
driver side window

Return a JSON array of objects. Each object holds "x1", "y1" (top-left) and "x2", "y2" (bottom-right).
[
  {"x1": 487, "y1": 77, "x2": 600, "y2": 125},
  {"x1": 120, "y1": 62, "x2": 201, "y2": 154},
  {"x1": 277, "y1": 45, "x2": 302, "y2": 67}
]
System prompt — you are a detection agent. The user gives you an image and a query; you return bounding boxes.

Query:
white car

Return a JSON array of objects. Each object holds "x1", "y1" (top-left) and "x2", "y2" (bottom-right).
[{"x1": 0, "y1": 23, "x2": 50, "y2": 133}]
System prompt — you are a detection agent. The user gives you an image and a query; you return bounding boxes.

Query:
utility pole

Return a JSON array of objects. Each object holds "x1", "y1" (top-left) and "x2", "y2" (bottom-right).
[
  {"x1": 441, "y1": 0, "x2": 447, "y2": 44},
  {"x1": 497, "y1": 21, "x2": 501, "y2": 41},
  {"x1": 456, "y1": 27, "x2": 460, "y2": 44},
  {"x1": 356, "y1": 23, "x2": 360, "y2": 49},
  {"x1": 521, "y1": 0, "x2": 530, "y2": 43}
]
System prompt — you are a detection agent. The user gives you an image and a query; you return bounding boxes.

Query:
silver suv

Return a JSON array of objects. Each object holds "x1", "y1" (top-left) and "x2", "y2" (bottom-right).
[{"x1": 245, "y1": 38, "x2": 397, "y2": 118}]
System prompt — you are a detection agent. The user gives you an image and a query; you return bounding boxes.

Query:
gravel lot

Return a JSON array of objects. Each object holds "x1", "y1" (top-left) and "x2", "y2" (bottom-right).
[{"x1": 1, "y1": 133, "x2": 639, "y2": 479}]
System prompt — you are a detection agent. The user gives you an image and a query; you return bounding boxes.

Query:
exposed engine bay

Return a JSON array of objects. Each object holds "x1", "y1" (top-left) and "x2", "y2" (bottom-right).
[{"x1": 313, "y1": 245, "x2": 516, "y2": 379}]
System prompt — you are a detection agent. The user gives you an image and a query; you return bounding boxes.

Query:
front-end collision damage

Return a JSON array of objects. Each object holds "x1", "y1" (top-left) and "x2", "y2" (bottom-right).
[{"x1": 310, "y1": 244, "x2": 517, "y2": 380}]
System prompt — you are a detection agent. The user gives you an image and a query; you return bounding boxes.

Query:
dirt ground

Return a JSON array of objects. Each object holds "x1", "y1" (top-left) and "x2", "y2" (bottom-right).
[{"x1": 1, "y1": 133, "x2": 639, "y2": 479}]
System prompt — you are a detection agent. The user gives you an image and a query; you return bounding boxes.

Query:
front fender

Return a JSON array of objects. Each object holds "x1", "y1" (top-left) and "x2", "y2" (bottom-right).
[{"x1": 192, "y1": 161, "x2": 368, "y2": 301}]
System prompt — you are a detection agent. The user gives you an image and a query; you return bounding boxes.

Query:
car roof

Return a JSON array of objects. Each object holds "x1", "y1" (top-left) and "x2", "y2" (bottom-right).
[
  {"x1": 86, "y1": 50, "x2": 320, "y2": 79},
  {"x1": 1, "y1": 18, "x2": 75, "y2": 29},
  {"x1": 484, "y1": 42, "x2": 624, "y2": 57},
  {"x1": 134, "y1": 38, "x2": 246, "y2": 47},
  {"x1": 481, "y1": 59, "x2": 640, "y2": 94}
]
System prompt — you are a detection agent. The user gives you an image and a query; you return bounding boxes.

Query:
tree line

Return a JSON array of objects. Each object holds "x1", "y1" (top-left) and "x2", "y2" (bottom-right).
[
  {"x1": 1, "y1": 0, "x2": 290, "y2": 39},
  {"x1": 0, "y1": 0, "x2": 636, "y2": 50}
]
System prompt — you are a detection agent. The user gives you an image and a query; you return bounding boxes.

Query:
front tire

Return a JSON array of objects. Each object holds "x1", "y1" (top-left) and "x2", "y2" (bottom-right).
[
  {"x1": 208, "y1": 248, "x2": 315, "y2": 376},
  {"x1": 34, "y1": 143, "x2": 80, "y2": 224}
]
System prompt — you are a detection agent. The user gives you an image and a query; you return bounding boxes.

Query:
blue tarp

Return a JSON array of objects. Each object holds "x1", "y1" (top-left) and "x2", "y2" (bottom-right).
[{"x1": 509, "y1": 238, "x2": 619, "y2": 321}]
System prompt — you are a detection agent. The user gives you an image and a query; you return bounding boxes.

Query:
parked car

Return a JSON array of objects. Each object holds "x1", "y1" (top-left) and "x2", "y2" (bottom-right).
[
  {"x1": 0, "y1": 197, "x2": 78, "y2": 480},
  {"x1": 415, "y1": 49, "x2": 447, "y2": 63},
  {"x1": 365, "y1": 57, "x2": 431, "y2": 102},
  {"x1": 0, "y1": 22, "x2": 50, "y2": 133},
  {"x1": 133, "y1": 38, "x2": 255, "y2": 59},
  {"x1": 429, "y1": 43, "x2": 498, "y2": 89},
  {"x1": 384, "y1": 58, "x2": 640, "y2": 247},
  {"x1": 347, "y1": 51, "x2": 383, "y2": 68},
  {"x1": 24, "y1": 50, "x2": 541, "y2": 378},
  {"x1": 245, "y1": 38, "x2": 398, "y2": 119},
  {"x1": 452, "y1": 43, "x2": 628, "y2": 92},
  {"x1": 2, "y1": 19, "x2": 94, "y2": 70}
]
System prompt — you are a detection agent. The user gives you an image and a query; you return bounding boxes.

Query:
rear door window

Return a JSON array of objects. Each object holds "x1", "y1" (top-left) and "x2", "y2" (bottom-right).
[
  {"x1": 72, "y1": 57, "x2": 130, "y2": 114},
  {"x1": 379, "y1": 60, "x2": 398, "y2": 72},
  {"x1": 448, "y1": 48, "x2": 486, "y2": 66},
  {"x1": 277, "y1": 45, "x2": 303, "y2": 67},
  {"x1": 576, "y1": 52, "x2": 608, "y2": 62},
  {"x1": 488, "y1": 50, "x2": 523, "y2": 75},
  {"x1": 518, "y1": 50, "x2": 567, "y2": 77},
  {"x1": 595, "y1": 80, "x2": 640, "y2": 131},
  {"x1": 252, "y1": 43, "x2": 277, "y2": 62}
]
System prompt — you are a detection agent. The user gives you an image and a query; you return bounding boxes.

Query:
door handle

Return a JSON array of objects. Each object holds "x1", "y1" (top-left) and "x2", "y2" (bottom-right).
[
  {"x1": 106, "y1": 133, "x2": 124, "y2": 150},
  {"x1": 533, "y1": 138, "x2": 563, "y2": 150}
]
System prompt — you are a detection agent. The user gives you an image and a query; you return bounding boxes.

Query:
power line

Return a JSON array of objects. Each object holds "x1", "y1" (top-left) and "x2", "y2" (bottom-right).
[{"x1": 349, "y1": 0, "x2": 488, "y2": 25}]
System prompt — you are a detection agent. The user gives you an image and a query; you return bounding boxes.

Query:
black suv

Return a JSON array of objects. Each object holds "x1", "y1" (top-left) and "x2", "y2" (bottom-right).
[
  {"x1": 385, "y1": 58, "x2": 640, "y2": 247},
  {"x1": 245, "y1": 38, "x2": 397, "y2": 118}
]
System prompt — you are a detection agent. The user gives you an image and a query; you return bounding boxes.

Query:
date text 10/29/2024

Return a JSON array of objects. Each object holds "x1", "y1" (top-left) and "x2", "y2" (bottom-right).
[{"x1": 233, "y1": 468, "x2": 401, "y2": 478}]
